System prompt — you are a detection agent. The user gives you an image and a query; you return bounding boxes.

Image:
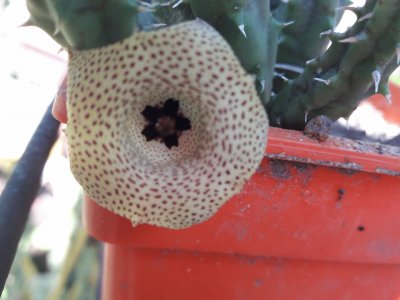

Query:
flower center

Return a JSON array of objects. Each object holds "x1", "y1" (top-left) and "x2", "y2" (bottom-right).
[
  {"x1": 155, "y1": 116, "x2": 176, "y2": 137},
  {"x1": 141, "y1": 98, "x2": 191, "y2": 149}
]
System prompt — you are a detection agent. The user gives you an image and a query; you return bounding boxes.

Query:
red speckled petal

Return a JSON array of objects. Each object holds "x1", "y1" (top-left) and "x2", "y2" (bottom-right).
[{"x1": 66, "y1": 20, "x2": 269, "y2": 229}]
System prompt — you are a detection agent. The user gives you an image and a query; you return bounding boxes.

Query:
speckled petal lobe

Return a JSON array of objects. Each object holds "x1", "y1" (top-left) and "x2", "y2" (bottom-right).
[{"x1": 66, "y1": 20, "x2": 269, "y2": 229}]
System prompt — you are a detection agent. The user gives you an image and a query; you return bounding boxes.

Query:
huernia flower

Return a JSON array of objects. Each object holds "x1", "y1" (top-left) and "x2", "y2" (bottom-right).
[{"x1": 66, "y1": 20, "x2": 268, "y2": 229}]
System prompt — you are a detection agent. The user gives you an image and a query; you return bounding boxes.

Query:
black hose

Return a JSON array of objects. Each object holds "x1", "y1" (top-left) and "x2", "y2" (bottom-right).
[{"x1": 0, "y1": 101, "x2": 60, "y2": 295}]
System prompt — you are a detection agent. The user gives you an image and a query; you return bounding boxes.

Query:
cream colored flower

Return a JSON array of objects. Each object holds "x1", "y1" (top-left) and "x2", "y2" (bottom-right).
[{"x1": 66, "y1": 20, "x2": 268, "y2": 229}]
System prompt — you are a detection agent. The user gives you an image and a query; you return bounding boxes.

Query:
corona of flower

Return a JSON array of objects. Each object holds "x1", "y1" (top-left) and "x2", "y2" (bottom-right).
[{"x1": 66, "y1": 20, "x2": 268, "y2": 229}]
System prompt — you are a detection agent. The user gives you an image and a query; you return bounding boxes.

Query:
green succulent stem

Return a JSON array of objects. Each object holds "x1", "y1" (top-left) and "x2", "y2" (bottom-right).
[
  {"x1": 188, "y1": 0, "x2": 280, "y2": 105},
  {"x1": 268, "y1": 0, "x2": 400, "y2": 130},
  {"x1": 26, "y1": 0, "x2": 139, "y2": 50},
  {"x1": 274, "y1": 0, "x2": 341, "y2": 69},
  {"x1": 26, "y1": 0, "x2": 400, "y2": 132},
  {"x1": 152, "y1": 1, "x2": 194, "y2": 25}
]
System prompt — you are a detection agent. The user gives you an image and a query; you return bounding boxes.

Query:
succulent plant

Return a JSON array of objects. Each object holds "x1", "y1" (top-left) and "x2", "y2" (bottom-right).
[
  {"x1": 187, "y1": 0, "x2": 281, "y2": 104},
  {"x1": 25, "y1": 0, "x2": 400, "y2": 227},
  {"x1": 25, "y1": 0, "x2": 138, "y2": 49},
  {"x1": 273, "y1": 0, "x2": 341, "y2": 70},
  {"x1": 268, "y1": 0, "x2": 400, "y2": 129}
]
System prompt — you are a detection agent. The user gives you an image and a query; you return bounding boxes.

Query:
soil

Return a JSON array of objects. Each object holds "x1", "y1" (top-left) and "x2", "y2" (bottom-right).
[
  {"x1": 330, "y1": 123, "x2": 400, "y2": 157},
  {"x1": 266, "y1": 152, "x2": 364, "y2": 171},
  {"x1": 304, "y1": 115, "x2": 332, "y2": 142}
]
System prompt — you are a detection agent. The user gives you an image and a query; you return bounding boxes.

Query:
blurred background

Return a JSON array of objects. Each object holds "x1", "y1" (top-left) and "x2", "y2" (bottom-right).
[
  {"x1": 0, "y1": 0, "x2": 399, "y2": 299},
  {"x1": 0, "y1": 1, "x2": 100, "y2": 299}
]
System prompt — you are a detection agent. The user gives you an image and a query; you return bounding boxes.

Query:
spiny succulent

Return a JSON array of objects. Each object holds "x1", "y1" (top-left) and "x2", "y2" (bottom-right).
[
  {"x1": 26, "y1": 0, "x2": 138, "y2": 50},
  {"x1": 66, "y1": 20, "x2": 268, "y2": 229},
  {"x1": 188, "y1": 0, "x2": 281, "y2": 105},
  {"x1": 272, "y1": 0, "x2": 341, "y2": 90},
  {"x1": 268, "y1": 0, "x2": 400, "y2": 129}
]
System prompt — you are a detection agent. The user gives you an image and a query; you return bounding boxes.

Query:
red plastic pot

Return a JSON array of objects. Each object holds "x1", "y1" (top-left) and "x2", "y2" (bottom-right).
[
  {"x1": 84, "y1": 125, "x2": 400, "y2": 300},
  {"x1": 366, "y1": 82, "x2": 400, "y2": 125}
]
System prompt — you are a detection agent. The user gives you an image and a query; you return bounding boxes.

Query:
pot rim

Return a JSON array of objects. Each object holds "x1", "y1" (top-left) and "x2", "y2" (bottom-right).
[{"x1": 267, "y1": 127, "x2": 400, "y2": 176}]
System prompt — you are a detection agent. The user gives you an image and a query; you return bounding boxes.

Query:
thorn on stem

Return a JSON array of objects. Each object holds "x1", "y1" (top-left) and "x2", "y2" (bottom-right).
[
  {"x1": 275, "y1": 63, "x2": 304, "y2": 74},
  {"x1": 339, "y1": 32, "x2": 367, "y2": 43},
  {"x1": 53, "y1": 24, "x2": 61, "y2": 35},
  {"x1": 358, "y1": 12, "x2": 373, "y2": 23},
  {"x1": 238, "y1": 24, "x2": 247, "y2": 38},
  {"x1": 274, "y1": 72, "x2": 289, "y2": 82},
  {"x1": 371, "y1": 70, "x2": 381, "y2": 93},
  {"x1": 172, "y1": 0, "x2": 183, "y2": 8},
  {"x1": 313, "y1": 78, "x2": 331, "y2": 85},
  {"x1": 385, "y1": 94, "x2": 392, "y2": 105},
  {"x1": 19, "y1": 18, "x2": 35, "y2": 28},
  {"x1": 306, "y1": 58, "x2": 317, "y2": 65},
  {"x1": 335, "y1": 5, "x2": 360, "y2": 16},
  {"x1": 258, "y1": 79, "x2": 266, "y2": 93},
  {"x1": 320, "y1": 30, "x2": 333, "y2": 38},
  {"x1": 283, "y1": 21, "x2": 295, "y2": 28}
]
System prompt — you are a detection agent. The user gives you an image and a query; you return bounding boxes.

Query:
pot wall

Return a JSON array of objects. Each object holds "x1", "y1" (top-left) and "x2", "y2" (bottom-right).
[
  {"x1": 102, "y1": 245, "x2": 400, "y2": 300},
  {"x1": 84, "y1": 127, "x2": 400, "y2": 300}
]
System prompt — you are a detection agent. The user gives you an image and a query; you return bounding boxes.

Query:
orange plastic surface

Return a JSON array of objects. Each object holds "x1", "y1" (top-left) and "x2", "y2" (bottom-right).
[
  {"x1": 367, "y1": 82, "x2": 400, "y2": 125},
  {"x1": 102, "y1": 245, "x2": 400, "y2": 300},
  {"x1": 84, "y1": 127, "x2": 400, "y2": 300}
]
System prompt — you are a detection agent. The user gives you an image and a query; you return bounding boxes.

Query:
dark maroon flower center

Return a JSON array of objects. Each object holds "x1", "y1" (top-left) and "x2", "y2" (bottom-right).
[{"x1": 141, "y1": 98, "x2": 191, "y2": 149}]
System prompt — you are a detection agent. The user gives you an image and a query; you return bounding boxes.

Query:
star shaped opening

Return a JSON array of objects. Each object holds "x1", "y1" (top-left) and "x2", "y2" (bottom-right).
[{"x1": 141, "y1": 98, "x2": 192, "y2": 149}]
